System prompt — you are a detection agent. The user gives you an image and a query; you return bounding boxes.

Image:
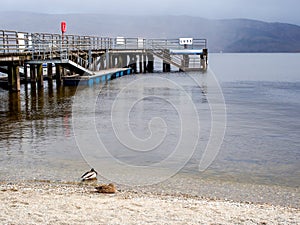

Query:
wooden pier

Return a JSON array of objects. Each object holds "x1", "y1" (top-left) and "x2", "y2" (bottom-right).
[{"x1": 0, "y1": 30, "x2": 208, "y2": 92}]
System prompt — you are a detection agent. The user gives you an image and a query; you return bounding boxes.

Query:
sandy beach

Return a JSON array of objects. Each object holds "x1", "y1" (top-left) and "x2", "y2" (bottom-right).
[{"x1": 0, "y1": 181, "x2": 299, "y2": 225}]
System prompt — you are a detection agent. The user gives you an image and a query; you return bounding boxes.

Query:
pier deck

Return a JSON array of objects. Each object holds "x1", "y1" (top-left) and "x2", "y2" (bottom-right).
[{"x1": 0, "y1": 30, "x2": 208, "y2": 91}]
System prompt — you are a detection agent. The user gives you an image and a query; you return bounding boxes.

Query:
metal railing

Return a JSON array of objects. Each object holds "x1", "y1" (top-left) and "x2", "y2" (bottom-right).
[
  {"x1": 0, "y1": 30, "x2": 207, "y2": 55},
  {"x1": 0, "y1": 30, "x2": 207, "y2": 71},
  {"x1": 147, "y1": 38, "x2": 207, "y2": 50},
  {"x1": 0, "y1": 30, "x2": 32, "y2": 53}
]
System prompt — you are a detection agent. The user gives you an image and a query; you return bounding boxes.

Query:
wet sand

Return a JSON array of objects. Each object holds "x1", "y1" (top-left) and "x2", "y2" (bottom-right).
[{"x1": 0, "y1": 181, "x2": 299, "y2": 225}]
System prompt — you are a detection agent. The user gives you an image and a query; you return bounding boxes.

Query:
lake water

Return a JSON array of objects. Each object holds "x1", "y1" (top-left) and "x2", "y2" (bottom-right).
[{"x1": 0, "y1": 53, "x2": 299, "y2": 189}]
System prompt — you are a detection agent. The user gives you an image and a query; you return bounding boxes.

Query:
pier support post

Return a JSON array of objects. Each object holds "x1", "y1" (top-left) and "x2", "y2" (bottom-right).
[
  {"x1": 200, "y1": 55, "x2": 205, "y2": 70},
  {"x1": 12, "y1": 66, "x2": 20, "y2": 92},
  {"x1": 105, "y1": 51, "x2": 110, "y2": 69},
  {"x1": 92, "y1": 56, "x2": 97, "y2": 71},
  {"x1": 30, "y1": 64, "x2": 36, "y2": 85},
  {"x1": 163, "y1": 62, "x2": 171, "y2": 72},
  {"x1": 129, "y1": 54, "x2": 137, "y2": 73},
  {"x1": 47, "y1": 63, "x2": 53, "y2": 81},
  {"x1": 7, "y1": 65, "x2": 13, "y2": 89},
  {"x1": 147, "y1": 53, "x2": 154, "y2": 73},
  {"x1": 110, "y1": 54, "x2": 114, "y2": 68},
  {"x1": 182, "y1": 55, "x2": 189, "y2": 70},
  {"x1": 162, "y1": 50, "x2": 171, "y2": 72},
  {"x1": 99, "y1": 55, "x2": 105, "y2": 70},
  {"x1": 202, "y1": 49, "x2": 208, "y2": 71},
  {"x1": 111, "y1": 54, "x2": 115, "y2": 69},
  {"x1": 122, "y1": 54, "x2": 127, "y2": 68},
  {"x1": 8, "y1": 65, "x2": 20, "y2": 92},
  {"x1": 30, "y1": 83, "x2": 37, "y2": 111},
  {"x1": 166, "y1": 63, "x2": 171, "y2": 72},
  {"x1": 8, "y1": 91, "x2": 21, "y2": 117},
  {"x1": 162, "y1": 62, "x2": 166, "y2": 72},
  {"x1": 37, "y1": 64, "x2": 43, "y2": 88},
  {"x1": 143, "y1": 54, "x2": 147, "y2": 73},
  {"x1": 113, "y1": 55, "x2": 119, "y2": 68},
  {"x1": 139, "y1": 54, "x2": 143, "y2": 73},
  {"x1": 100, "y1": 55, "x2": 105, "y2": 70},
  {"x1": 118, "y1": 55, "x2": 124, "y2": 68},
  {"x1": 24, "y1": 64, "x2": 28, "y2": 84},
  {"x1": 37, "y1": 86, "x2": 44, "y2": 110},
  {"x1": 55, "y1": 64, "x2": 62, "y2": 86}
]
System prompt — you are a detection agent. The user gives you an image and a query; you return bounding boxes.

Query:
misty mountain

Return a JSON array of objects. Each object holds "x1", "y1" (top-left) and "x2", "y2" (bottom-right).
[{"x1": 1, "y1": 12, "x2": 300, "y2": 53}]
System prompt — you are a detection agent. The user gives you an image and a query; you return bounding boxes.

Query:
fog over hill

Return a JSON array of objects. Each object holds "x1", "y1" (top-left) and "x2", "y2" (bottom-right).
[{"x1": 1, "y1": 12, "x2": 300, "y2": 53}]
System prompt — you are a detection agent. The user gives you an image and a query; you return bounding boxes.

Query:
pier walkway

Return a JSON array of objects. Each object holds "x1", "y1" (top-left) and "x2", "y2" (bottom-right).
[{"x1": 0, "y1": 30, "x2": 208, "y2": 91}]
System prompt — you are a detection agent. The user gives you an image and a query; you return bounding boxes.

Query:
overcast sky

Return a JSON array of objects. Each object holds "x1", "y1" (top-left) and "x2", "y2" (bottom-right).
[{"x1": 1, "y1": 0, "x2": 299, "y2": 25}]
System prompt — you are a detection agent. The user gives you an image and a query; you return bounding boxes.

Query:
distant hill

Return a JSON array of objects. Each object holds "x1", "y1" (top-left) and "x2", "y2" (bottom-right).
[{"x1": 1, "y1": 12, "x2": 300, "y2": 53}]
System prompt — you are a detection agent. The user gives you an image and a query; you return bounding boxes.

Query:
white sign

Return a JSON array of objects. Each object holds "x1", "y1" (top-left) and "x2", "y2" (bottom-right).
[{"x1": 179, "y1": 38, "x2": 193, "y2": 45}]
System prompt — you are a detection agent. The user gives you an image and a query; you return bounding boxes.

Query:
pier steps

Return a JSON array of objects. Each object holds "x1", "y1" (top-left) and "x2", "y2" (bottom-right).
[{"x1": 61, "y1": 59, "x2": 94, "y2": 76}]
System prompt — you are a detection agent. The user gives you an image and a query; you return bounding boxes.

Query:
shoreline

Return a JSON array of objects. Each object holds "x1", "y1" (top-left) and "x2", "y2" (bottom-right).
[{"x1": 0, "y1": 180, "x2": 299, "y2": 224}]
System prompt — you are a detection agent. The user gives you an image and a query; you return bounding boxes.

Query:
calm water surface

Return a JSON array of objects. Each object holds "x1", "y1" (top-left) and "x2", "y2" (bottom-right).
[{"x1": 0, "y1": 53, "x2": 299, "y2": 188}]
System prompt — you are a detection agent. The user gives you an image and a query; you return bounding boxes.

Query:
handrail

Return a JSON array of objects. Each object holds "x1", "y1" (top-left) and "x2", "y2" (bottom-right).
[
  {"x1": 0, "y1": 29, "x2": 206, "y2": 72},
  {"x1": 0, "y1": 29, "x2": 207, "y2": 55}
]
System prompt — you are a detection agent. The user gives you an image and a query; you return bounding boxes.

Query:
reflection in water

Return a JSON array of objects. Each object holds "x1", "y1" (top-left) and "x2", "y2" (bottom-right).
[
  {"x1": 64, "y1": 112, "x2": 71, "y2": 138},
  {"x1": 37, "y1": 88, "x2": 44, "y2": 111},
  {"x1": 0, "y1": 81, "x2": 80, "y2": 181},
  {"x1": 8, "y1": 91, "x2": 21, "y2": 120},
  {"x1": 0, "y1": 74, "x2": 211, "y2": 182},
  {"x1": 0, "y1": 70, "x2": 299, "y2": 189}
]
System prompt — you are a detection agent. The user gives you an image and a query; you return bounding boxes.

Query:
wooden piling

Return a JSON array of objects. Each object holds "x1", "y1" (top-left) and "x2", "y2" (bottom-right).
[
  {"x1": 105, "y1": 51, "x2": 110, "y2": 69},
  {"x1": 30, "y1": 83, "x2": 37, "y2": 111},
  {"x1": 47, "y1": 63, "x2": 53, "y2": 80},
  {"x1": 24, "y1": 64, "x2": 28, "y2": 84},
  {"x1": 163, "y1": 62, "x2": 171, "y2": 72},
  {"x1": 100, "y1": 55, "x2": 105, "y2": 70},
  {"x1": 182, "y1": 55, "x2": 189, "y2": 69},
  {"x1": 113, "y1": 55, "x2": 119, "y2": 68},
  {"x1": 7, "y1": 65, "x2": 13, "y2": 89},
  {"x1": 143, "y1": 54, "x2": 147, "y2": 73},
  {"x1": 8, "y1": 65, "x2": 20, "y2": 92},
  {"x1": 122, "y1": 54, "x2": 128, "y2": 68},
  {"x1": 118, "y1": 55, "x2": 124, "y2": 68},
  {"x1": 55, "y1": 64, "x2": 62, "y2": 86},
  {"x1": 37, "y1": 64, "x2": 43, "y2": 88},
  {"x1": 147, "y1": 53, "x2": 154, "y2": 73},
  {"x1": 162, "y1": 50, "x2": 171, "y2": 72},
  {"x1": 203, "y1": 48, "x2": 208, "y2": 70},
  {"x1": 92, "y1": 56, "x2": 97, "y2": 71},
  {"x1": 13, "y1": 66, "x2": 20, "y2": 92},
  {"x1": 162, "y1": 62, "x2": 167, "y2": 72},
  {"x1": 37, "y1": 87, "x2": 44, "y2": 109},
  {"x1": 139, "y1": 54, "x2": 143, "y2": 73},
  {"x1": 129, "y1": 54, "x2": 137, "y2": 73},
  {"x1": 30, "y1": 64, "x2": 36, "y2": 85},
  {"x1": 8, "y1": 91, "x2": 21, "y2": 117}
]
